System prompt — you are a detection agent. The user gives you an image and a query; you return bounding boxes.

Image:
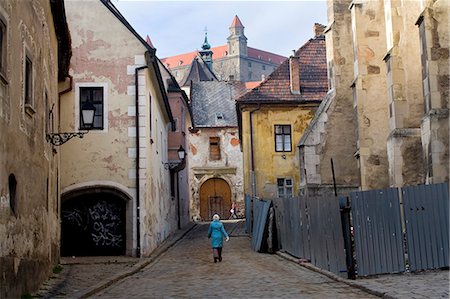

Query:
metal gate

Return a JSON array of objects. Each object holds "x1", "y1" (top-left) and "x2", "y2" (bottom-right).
[
  {"x1": 402, "y1": 183, "x2": 449, "y2": 271},
  {"x1": 350, "y1": 188, "x2": 405, "y2": 276}
]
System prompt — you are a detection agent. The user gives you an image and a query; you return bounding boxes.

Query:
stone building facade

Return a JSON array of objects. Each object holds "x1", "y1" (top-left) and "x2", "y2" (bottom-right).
[
  {"x1": 161, "y1": 16, "x2": 286, "y2": 84},
  {"x1": 61, "y1": 0, "x2": 181, "y2": 258},
  {"x1": 0, "y1": 0, "x2": 71, "y2": 297},
  {"x1": 299, "y1": 0, "x2": 448, "y2": 194},
  {"x1": 188, "y1": 81, "x2": 246, "y2": 221}
]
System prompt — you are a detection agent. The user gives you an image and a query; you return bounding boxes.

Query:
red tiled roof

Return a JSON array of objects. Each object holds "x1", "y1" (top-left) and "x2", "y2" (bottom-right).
[
  {"x1": 237, "y1": 36, "x2": 327, "y2": 103},
  {"x1": 161, "y1": 45, "x2": 286, "y2": 68},
  {"x1": 245, "y1": 81, "x2": 262, "y2": 90},
  {"x1": 230, "y1": 15, "x2": 244, "y2": 28}
]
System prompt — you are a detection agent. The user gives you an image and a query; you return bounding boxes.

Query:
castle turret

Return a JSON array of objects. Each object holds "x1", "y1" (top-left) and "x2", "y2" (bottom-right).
[{"x1": 227, "y1": 15, "x2": 247, "y2": 57}]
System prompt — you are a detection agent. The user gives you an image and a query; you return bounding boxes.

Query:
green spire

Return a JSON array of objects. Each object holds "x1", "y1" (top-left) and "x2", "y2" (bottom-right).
[{"x1": 201, "y1": 31, "x2": 211, "y2": 51}]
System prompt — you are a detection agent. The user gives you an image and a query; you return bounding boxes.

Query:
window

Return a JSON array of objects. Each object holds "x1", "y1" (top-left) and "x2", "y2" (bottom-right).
[
  {"x1": 0, "y1": 18, "x2": 6, "y2": 76},
  {"x1": 173, "y1": 118, "x2": 178, "y2": 131},
  {"x1": 216, "y1": 112, "x2": 224, "y2": 121},
  {"x1": 80, "y1": 86, "x2": 103, "y2": 130},
  {"x1": 229, "y1": 75, "x2": 234, "y2": 81},
  {"x1": 248, "y1": 62, "x2": 252, "y2": 67},
  {"x1": 209, "y1": 137, "x2": 221, "y2": 160},
  {"x1": 262, "y1": 65, "x2": 266, "y2": 70},
  {"x1": 24, "y1": 55, "x2": 33, "y2": 107},
  {"x1": 274, "y1": 125, "x2": 291, "y2": 152},
  {"x1": 277, "y1": 178, "x2": 293, "y2": 198},
  {"x1": 248, "y1": 72, "x2": 252, "y2": 80},
  {"x1": 9, "y1": 174, "x2": 17, "y2": 215}
]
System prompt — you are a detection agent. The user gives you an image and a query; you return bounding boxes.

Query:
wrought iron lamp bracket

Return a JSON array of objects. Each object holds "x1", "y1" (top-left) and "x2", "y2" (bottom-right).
[{"x1": 46, "y1": 132, "x2": 87, "y2": 146}]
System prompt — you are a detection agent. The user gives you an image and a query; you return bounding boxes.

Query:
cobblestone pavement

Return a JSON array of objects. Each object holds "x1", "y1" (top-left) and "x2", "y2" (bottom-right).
[
  {"x1": 350, "y1": 270, "x2": 449, "y2": 299},
  {"x1": 34, "y1": 220, "x2": 449, "y2": 299},
  {"x1": 92, "y1": 222, "x2": 376, "y2": 299},
  {"x1": 35, "y1": 257, "x2": 140, "y2": 298}
]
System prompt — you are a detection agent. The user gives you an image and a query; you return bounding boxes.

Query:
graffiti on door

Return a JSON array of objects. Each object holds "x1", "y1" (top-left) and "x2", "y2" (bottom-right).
[{"x1": 61, "y1": 195, "x2": 126, "y2": 256}]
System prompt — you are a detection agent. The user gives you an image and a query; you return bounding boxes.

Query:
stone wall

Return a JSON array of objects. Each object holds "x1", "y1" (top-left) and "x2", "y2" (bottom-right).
[{"x1": 0, "y1": 0, "x2": 61, "y2": 297}]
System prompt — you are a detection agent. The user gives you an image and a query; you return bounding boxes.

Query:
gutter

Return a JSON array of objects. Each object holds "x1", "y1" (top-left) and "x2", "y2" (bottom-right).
[{"x1": 134, "y1": 65, "x2": 148, "y2": 257}]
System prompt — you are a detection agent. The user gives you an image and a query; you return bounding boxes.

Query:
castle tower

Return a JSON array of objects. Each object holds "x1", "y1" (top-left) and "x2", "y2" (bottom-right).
[
  {"x1": 199, "y1": 31, "x2": 213, "y2": 69},
  {"x1": 227, "y1": 15, "x2": 247, "y2": 57}
]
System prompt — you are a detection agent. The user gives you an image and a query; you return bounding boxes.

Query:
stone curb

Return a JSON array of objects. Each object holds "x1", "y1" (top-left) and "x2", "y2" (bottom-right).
[
  {"x1": 276, "y1": 251, "x2": 394, "y2": 299},
  {"x1": 75, "y1": 223, "x2": 198, "y2": 299}
]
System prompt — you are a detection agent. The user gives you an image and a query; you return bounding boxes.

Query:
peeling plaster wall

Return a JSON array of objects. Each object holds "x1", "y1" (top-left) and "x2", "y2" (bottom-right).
[
  {"x1": 140, "y1": 70, "x2": 173, "y2": 256},
  {"x1": 0, "y1": 0, "x2": 61, "y2": 297},
  {"x1": 188, "y1": 127, "x2": 244, "y2": 220},
  {"x1": 62, "y1": 1, "x2": 174, "y2": 257}
]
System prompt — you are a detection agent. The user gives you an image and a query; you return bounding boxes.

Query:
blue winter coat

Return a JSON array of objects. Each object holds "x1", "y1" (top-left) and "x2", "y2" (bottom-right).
[{"x1": 208, "y1": 220, "x2": 229, "y2": 248}]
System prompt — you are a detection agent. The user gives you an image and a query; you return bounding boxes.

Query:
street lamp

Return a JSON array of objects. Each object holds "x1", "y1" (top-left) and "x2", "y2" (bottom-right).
[
  {"x1": 46, "y1": 101, "x2": 96, "y2": 146},
  {"x1": 164, "y1": 145, "x2": 187, "y2": 170}
]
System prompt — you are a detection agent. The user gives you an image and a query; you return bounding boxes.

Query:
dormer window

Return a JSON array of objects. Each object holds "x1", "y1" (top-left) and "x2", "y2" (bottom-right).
[
  {"x1": 216, "y1": 112, "x2": 224, "y2": 120},
  {"x1": 178, "y1": 60, "x2": 183, "y2": 66}
]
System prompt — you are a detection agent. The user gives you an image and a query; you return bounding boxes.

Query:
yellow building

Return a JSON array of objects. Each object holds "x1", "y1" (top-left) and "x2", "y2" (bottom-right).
[{"x1": 237, "y1": 25, "x2": 328, "y2": 198}]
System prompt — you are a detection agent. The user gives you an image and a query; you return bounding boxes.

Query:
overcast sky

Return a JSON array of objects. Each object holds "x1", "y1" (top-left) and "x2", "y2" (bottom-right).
[{"x1": 114, "y1": 0, "x2": 328, "y2": 59}]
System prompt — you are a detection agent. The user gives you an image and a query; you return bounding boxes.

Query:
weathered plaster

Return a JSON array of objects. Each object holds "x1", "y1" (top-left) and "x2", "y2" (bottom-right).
[{"x1": 0, "y1": 0, "x2": 61, "y2": 297}]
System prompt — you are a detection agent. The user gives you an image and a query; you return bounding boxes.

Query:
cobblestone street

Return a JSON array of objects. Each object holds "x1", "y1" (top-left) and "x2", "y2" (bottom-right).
[{"x1": 91, "y1": 222, "x2": 375, "y2": 298}]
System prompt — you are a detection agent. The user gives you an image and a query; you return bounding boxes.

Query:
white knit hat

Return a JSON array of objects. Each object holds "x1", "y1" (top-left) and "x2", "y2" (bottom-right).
[{"x1": 213, "y1": 214, "x2": 220, "y2": 220}]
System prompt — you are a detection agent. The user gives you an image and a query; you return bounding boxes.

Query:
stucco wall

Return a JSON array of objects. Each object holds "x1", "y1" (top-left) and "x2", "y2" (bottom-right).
[
  {"x1": 62, "y1": 0, "x2": 174, "y2": 257},
  {"x1": 0, "y1": 0, "x2": 61, "y2": 297},
  {"x1": 188, "y1": 127, "x2": 244, "y2": 220},
  {"x1": 241, "y1": 106, "x2": 316, "y2": 198}
]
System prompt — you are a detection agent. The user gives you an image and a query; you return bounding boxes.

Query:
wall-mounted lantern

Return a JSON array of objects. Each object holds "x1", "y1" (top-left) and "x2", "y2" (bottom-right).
[
  {"x1": 46, "y1": 101, "x2": 96, "y2": 146},
  {"x1": 164, "y1": 145, "x2": 187, "y2": 170}
]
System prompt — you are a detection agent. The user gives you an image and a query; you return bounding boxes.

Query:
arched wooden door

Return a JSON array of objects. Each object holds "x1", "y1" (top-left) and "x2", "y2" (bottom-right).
[{"x1": 200, "y1": 178, "x2": 231, "y2": 220}]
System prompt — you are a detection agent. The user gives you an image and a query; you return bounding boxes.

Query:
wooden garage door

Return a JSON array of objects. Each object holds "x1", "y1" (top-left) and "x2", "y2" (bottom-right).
[{"x1": 200, "y1": 178, "x2": 231, "y2": 220}]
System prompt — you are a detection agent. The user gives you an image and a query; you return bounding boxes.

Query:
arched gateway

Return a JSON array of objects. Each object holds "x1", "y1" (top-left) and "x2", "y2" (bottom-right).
[
  {"x1": 61, "y1": 187, "x2": 129, "y2": 256},
  {"x1": 199, "y1": 178, "x2": 232, "y2": 220}
]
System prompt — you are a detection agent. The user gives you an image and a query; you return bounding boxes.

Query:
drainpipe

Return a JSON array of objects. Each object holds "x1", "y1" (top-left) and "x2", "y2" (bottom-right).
[
  {"x1": 135, "y1": 65, "x2": 148, "y2": 257},
  {"x1": 249, "y1": 105, "x2": 260, "y2": 198},
  {"x1": 171, "y1": 155, "x2": 186, "y2": 230}
]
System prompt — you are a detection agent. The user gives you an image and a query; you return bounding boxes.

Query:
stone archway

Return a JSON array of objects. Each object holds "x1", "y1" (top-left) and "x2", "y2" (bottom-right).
[
  {"x1": 199, "y1": 178, "x2": 231, "y2": 220},
  {"x1": 61, "y1": 187, "x2": 129, "y2": 256}
]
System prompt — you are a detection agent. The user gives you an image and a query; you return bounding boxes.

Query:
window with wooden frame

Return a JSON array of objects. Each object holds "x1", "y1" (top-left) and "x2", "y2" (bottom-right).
[
  {"x1": 277, "y1": 178, "x2": 293, "y2": 198},
  {"x1": 209, "y1": 137, "x2": 221, "y2": 160},
  {"x1": 80, "y1": 86, "x2": 103, "y2": 130},
  {"x1": 274, "y1": 125, "x2": 292, "y2": 152}
]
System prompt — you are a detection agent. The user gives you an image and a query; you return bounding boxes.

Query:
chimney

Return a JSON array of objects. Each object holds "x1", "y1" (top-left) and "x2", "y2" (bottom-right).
[
  {"x1": 289, "y1": 55, "x2": 301, "y2": 94},
  {"x1": 313, "y1": 23, "x2": 325, "y2": 37}
]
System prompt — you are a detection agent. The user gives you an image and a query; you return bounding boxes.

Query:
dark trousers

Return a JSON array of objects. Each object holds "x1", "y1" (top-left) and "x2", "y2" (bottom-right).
[{"x1": 213, "y1": 247, "x2": 222, "y2": 262}]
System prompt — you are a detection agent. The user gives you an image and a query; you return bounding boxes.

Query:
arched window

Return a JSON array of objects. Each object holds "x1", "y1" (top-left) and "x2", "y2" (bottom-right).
[{"x1": 8, "y1": 174, "x2": 17, "y2": 215}]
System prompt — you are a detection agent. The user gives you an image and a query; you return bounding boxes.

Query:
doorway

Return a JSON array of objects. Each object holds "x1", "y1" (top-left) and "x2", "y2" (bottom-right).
[
  {"x1": 200, "y1": 178, "x2": 231, "y2": 220},
  {"x1": 61, "y1": 190, "x2": 127, "y2": 256}
]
